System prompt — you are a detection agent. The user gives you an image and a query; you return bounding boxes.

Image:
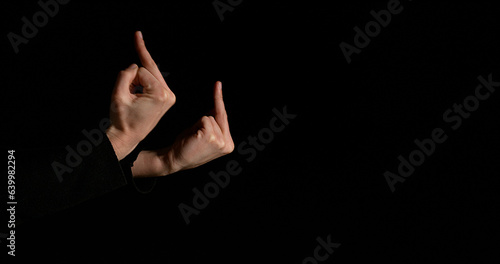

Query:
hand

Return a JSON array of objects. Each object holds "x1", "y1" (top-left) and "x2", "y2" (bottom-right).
[
  {"x1": 106, "y1": 31, "x2": 176, "y2": 160},
  {"x1": 131, "y1": 81, "x2": 234, "y2": 177}
]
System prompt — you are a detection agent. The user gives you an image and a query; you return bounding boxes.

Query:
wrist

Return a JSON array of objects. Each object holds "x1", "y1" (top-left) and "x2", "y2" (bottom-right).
[
  {"x1": 160, "y1": 147, "x2": 183, "y2": 175},
  {"x1": 131, "y1": 148, "x2": 180, "y2": 178},
  {"x1": 106, "y1": 126, "x2": 138, "y2": 161}
]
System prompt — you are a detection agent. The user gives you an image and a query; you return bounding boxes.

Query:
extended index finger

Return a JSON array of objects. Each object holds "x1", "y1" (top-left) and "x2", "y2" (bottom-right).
[
  {"x1": 134, "y1": 31, "x2": 168, "y2": 88},
  {"x1": 213, "y1": 81, "x2": 230, "y2": 135}
]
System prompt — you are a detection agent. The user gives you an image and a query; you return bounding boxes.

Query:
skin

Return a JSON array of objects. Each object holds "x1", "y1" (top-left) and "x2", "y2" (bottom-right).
[{"x1": 106, "y1": 31, "x2": 234, "y2": 177}]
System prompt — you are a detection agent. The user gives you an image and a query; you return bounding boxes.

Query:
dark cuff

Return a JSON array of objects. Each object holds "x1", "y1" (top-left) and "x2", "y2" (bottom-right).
[{"x1": 119, "y1": 142, "x2": 157, "y2": 194}]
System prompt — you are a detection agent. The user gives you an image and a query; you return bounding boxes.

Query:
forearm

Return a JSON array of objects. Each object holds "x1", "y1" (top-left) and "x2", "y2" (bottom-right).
[
  {"x1": 17, "y1": 134, "x2": 127, "y2": 220},
  {"x1": 131, "y1": 148, "x2": 180, "y2": 177}
]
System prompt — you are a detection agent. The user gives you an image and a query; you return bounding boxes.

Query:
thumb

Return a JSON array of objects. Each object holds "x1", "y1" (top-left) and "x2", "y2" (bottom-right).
[{"x1": 112, "y1": 64, "x2": 139, "y2": 99}]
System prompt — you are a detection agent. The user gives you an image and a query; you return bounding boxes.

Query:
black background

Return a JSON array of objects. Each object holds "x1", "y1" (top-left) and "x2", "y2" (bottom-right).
[{"x1": 1, "y1": 0, "x2": 500, "y2": 263}]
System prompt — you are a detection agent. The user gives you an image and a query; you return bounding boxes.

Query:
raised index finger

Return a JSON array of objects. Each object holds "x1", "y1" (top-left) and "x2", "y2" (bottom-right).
[
  {"x1": 133, "y1": 31, "x2": 168, "y2": 88},
  {"x1": 213, "y1": 81, "x2": 230, "y2": 135}
]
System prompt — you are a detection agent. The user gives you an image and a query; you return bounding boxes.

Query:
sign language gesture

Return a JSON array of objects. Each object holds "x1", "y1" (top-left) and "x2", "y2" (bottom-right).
[
  {"x1": 132, "y1": 81, "x2": 235, "y2": 177},
  {"x1": 168, "y1": 81, "x2": 235, "y2": 170},
  {"x1": 106, "y1": 31, "x2": 176, "y2": 160}
]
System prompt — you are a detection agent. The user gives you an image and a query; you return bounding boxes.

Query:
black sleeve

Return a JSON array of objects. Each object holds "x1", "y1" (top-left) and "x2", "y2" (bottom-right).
[
  {"x1": 16, "y1": 132, "x2": 155, "y2": 221},
  {"x1": 120, "y1": 142, "x2": 157, "y2": 194}
]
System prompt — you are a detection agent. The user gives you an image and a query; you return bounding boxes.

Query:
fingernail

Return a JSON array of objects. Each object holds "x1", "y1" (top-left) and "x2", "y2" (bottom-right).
[
  {"x1": 129, "y1": 64, "x2": 138, "y2": 69},
  {"x1": 137, "y1": 31, "x2": 143, "y2": 40},
  {"x1": 218, "y1": 81, "x2": 222, "y2": 90}
]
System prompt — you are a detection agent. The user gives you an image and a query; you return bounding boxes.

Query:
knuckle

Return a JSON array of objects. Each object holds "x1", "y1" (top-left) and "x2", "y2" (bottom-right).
[
  {"x1": 201, "y1": 116, "x2": 211, "y2": 123},
  {"x1": 168, "y1": 90, "x2": 176, "y2": 105},
  {"x1": 217, "y1": 140, "x2": 226, "y2": 150},
  {"x1": 157, "y1": 89, "x2": 169, "y2": 102},
  {"x1": 207, "y1": 133, "x2": 217, "y2": 143},
  {"x1": 224, "y1": 141, "x2": 235, "y2": 154}
]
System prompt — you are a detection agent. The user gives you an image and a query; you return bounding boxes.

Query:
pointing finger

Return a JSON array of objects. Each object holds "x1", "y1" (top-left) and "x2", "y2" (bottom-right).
[
  {"x1": 134, "y1": 31, "x2": 169, "y2": 88},
  {"x1": 213, "y1": 81, "x2": 230, "y2": 135}
]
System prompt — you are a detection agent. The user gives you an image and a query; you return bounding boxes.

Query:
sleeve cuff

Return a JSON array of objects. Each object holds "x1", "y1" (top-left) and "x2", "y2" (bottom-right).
[{"x1": 119, "y1": 142, "x2": 157, "y2": 194}]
